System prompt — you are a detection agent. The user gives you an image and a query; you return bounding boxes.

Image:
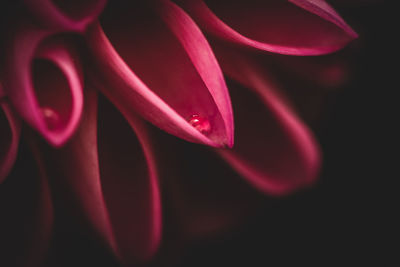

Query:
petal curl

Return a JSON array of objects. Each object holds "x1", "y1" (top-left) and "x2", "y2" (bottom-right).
[
  {"x1": 2, "y1": 26, "x2": 83, "y2": 147},
  {"x1": 214, "y1": 47, "x2": 321, "y2": 195},
  {"x1": 0, "y1": 101, "x2": 20, "y2": 183},
  {"x1": 86, "y1": 0, "x2": 233, "y2": 148},
  {"x1": 43, "y1": 88, "x2": 162, "y2": 263},
  {"x1": 0, "y1": 140, "x2": 53, "y2": 267},
  {"x1": 176, "y1": 0, "x2": 357, "y2": 55},
  {"x1": 23, "y1": 0, "x2": 107, "y2": 32}
]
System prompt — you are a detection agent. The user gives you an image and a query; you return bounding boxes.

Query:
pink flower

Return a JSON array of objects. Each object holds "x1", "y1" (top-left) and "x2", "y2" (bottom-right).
[{"x1": 0, "y1": 0, "x2": 357, "y2": 266}]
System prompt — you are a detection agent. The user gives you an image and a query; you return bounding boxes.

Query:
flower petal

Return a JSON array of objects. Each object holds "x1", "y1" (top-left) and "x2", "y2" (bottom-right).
[
  {"x1": 43, "y1": 88, "x2": 162, "y2": 263},
  {"x1": 86, "y1": 0, "x2": 233, "y2": 148},
  {"x1": 0, "y1": 101, "x2": 20, "y2": 183},
  {"x1": 0, "y1": 140, "x2": 53, "y2": 267},
  {"x1": 3, "y1": 26, "x2": 83, "y2": 147},
  {"x1": 176, "y1": 0, "x2": 357, "y2": 55},
  {"x1": 23, "y1": 0, "x2": 107, "y2": 32},
  {"x1": 214, "y1": 48, "x2": 321, "y2": 195}
]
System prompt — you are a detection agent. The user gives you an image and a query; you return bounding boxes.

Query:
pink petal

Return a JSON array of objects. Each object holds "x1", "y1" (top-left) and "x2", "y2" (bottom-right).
[
  {"x1": 214, "y1": 47, "x2": 321, "y2": 195},
  {"x1": 23, "y1": 0, "x2": 107, "y2": 32},
  {"x1": 0, "y1": 140, "x2": 53, "y2": 267},
  {"x1": 3, "y1": 25, "x2": 83, "y2": 147},
  {"x1": 0, "y1": 101, "x2": 21, "y2": 183},
  {"x1": 176, "y1": 0, "x2": 357, "y2": 55},
  {"x1": 43, "y1": 88, "x2": 162, "y2": 263},
  {"x1": 86, "y1": 0, "x2": 233, "y2": 148}
]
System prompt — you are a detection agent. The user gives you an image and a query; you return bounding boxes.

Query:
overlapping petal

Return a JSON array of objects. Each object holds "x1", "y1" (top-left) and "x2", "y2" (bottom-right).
[
  {"x1": 176, "y1": 0, "x2": 357, "y2": 55},
  {"x1": 42, "y1": 88, "x2": 162, "y2": 263},
  {"x1": 2, "y1": 25, "x2": 83, "y2": 147},
  {"x1": 23, "y1": 0, "x2": 107, "y2": 32},
  {"x1": 214, "y1": 47, "x2": 321, "y2": 195},
  {"x1": 0, "y1": 141, "x2": 53, "y2": 267},
  {"x1": 86, "y1": 0, "x2": 233, "y2": 148},
  {"x1": 0, "y1": 100, "x2": 20, "y2": 183}
]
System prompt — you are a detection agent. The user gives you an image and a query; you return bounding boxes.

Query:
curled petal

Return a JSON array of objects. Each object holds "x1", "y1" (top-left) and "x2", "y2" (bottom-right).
[
  {"x1": 176, "y1": 0, "x2": 357, "y2": 55},
  {"x1": 43, "y1": 88, "x2": 162, "y2": 263},
  {"x1": 0, "y1": 101, "x2": 20, "y2": 183},
  {"x1": 23, "y1": 0, "x2": 107, "y2": 32},
  {"x1": 3, "y1": 26, "x2": 83, "y2": 147},
  {"x1": 0, "y1": 140, "x2": 53, "y2": 267},
  {"x1": 214, "y1": 48, "x2": 321, "y2": 195},
  {"x1": 86, "y1": 0, "x2": 233, "y2": 148}
]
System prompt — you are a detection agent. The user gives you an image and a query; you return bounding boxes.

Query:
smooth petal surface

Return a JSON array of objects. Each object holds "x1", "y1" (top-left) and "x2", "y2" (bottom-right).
[
  {"x1": 0, "y1": 101, "x2": 20, "y2": 183},
  {"x1": 176, "y1": 0, "x2": 357, "y2": 55},
  {"x1": 214, "y1": 47, "x2": 321, "y2": 195},
  {"x1": 43, "y1": 88, "x2": 162, "y2": 263},
  {"x1": 86, "y1": 0, "x2": 233, "y2": 148},
  {"x1": 23, "y1": 0, "x2": 107, "y2": 32},
  {"x1": 0, "y1": 141, "x2": 53, "y2": 267},
  {"x1": 2, "y1": 26, "x2": 83, "y2": 147}
]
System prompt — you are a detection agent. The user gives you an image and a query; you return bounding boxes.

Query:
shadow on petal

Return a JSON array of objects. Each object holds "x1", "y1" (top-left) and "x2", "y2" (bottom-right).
[
  {"x1": 86, "y1": 0, "x2": 233, "y2": 148},
  {"x1": 3, "y1": 28, "x2": 83, "y2": 147},
  {"x1": 23, "y1": 0, "x2": 106, "y2": 32},
  {"x1": 0, "y1": 101, "x2": 20, "y2": 183},
  {"x1": 0, "y1": 139, "x2": 53, "y2": 267},
  {"x1": 42, "y1": 88, "x2": 162, "y2": 264},
  {"x1": 177, "y1": 0, "x2": 357, "y2": 55},
  {"x1": 151, "y1": 129, "x2": 263, "y2": 241}
]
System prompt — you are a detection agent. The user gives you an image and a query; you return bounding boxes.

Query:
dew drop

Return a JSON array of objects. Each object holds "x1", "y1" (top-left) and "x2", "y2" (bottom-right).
[
  {"x1": 188, "y1": 114, "x2": 211, "y2": 135},
  {"x1": 41, "y1": 106, "x2": 61, "y2": 130}
]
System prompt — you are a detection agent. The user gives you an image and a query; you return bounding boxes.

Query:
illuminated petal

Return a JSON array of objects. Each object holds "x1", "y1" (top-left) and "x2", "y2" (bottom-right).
[
  {"x1": 3, "y1": 26, "x2": 83, "y2": 147},
  {"x1": 215, "y1": 48, "x2": 321, "y2": 195},
  {"x1": 86, "y1": 0, "x2": 233, "y2": 148},
  {"x1": 177, "y1": 0, "x2": 357, "y2": 55}
]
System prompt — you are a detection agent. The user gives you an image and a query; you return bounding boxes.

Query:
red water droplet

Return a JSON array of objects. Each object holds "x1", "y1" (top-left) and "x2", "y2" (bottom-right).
[
  {"x1": 188, "y1": 114, "x2": 211, "y2": 135},
  {"x1": 41, "y1": 107, "x2": 61, "y2": 130}
]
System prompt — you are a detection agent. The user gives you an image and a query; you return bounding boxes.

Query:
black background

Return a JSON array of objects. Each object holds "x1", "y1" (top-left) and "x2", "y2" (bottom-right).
[{"x1": 1, "y1": 1, "x2": 397, "y2": 266}]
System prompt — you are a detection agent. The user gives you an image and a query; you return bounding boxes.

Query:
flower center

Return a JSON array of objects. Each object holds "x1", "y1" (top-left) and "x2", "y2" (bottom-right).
[
  {"x1": 41, "y1": 106, "x2": 61, "y2": 130},
  {"x1": 188, "y1": 114, "x2": 211, "y2": 135}
]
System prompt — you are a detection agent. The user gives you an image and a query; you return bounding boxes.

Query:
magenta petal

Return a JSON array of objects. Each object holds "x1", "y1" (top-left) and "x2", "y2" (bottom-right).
[
  {"x1": 3, "y1": 27, "x2": 83, "y2": 147},
  {"x1": 0, "y1": 101, "x2": 20, "y2": 183},
  {"x1": 0, "y1": 141, "x2": 53, "y2": 267},
  {"x1": 177, "y1": 0, "x2": 357, "y2": 55},
  {"x1": 23, "y1": 0, "x2": 107, "y2": 32},
  {"x1": 46, "y1": 89, "x2": 162, "y2": 263},
  {"x1": 214, "y1": 50, "x2": 321, "y2": 195},
  {"x1": 86, "y1": 0, "x2": 233, "y2": 148}
]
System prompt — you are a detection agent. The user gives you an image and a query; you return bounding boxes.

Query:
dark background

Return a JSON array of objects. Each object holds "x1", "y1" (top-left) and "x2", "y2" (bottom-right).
[{"x1": 1, "y1": 1, "x2": 397, "y2": 266}]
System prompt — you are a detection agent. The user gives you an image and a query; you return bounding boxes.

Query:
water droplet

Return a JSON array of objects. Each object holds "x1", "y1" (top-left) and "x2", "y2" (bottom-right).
[
  {"x1": 188, "y1": 114, "x2": 211, "y2": 135},
  {"x1": 41, "y1": 106, "x2": 61, "y2": 130}
]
